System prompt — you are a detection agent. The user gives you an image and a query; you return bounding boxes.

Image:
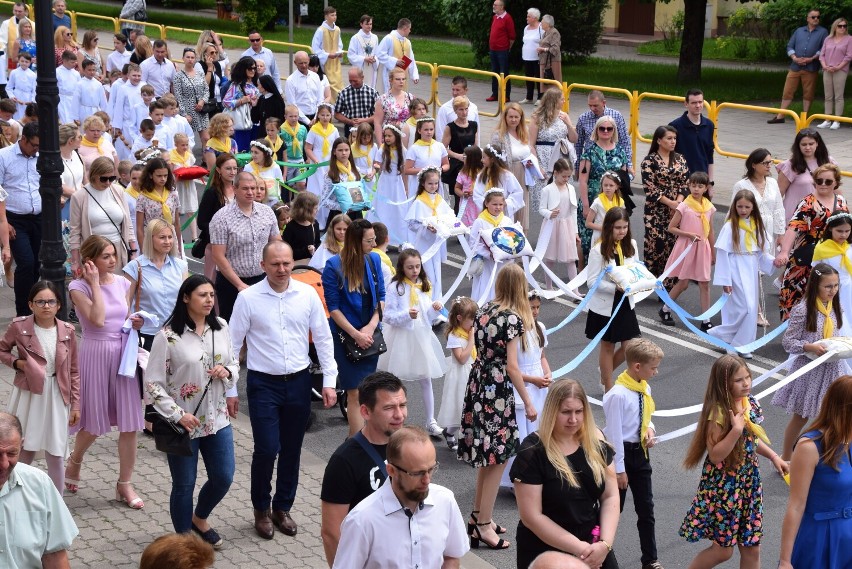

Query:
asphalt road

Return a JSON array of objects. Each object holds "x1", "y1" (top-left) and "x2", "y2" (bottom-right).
[{"x1": 199, "y1": 193, "x2": 796, "y2": 569}]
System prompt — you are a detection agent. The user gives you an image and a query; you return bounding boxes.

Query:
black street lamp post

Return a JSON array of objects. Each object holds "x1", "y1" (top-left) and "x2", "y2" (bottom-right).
[{"x1": 34, "y1": 0, "x2": 68, "y2": 319}]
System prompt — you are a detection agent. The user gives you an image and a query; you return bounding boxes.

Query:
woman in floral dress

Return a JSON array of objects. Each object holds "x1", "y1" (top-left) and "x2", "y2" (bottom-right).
[
  {"x1": 775, "y1": 164, "x2": 848, "y2": 320},
  {"x1": 146, "y1": 274, "x2": 239, "y2": 549},
  {"x1": 458, "y1": 264, "x2": 539, "y2": 551},
  {"x1": 173, "y1": 47, "x2": 210, "y2": 144},
  {"x1": 641, "y1": 125, "x2": 689, "y2": 290},
  {"x1": 372, "y1": 67, "x2": 412, "y2": 138},
  {"x1": 578, "y1": 115, "x2": 628, "y2": 259},
  {"x1": 529, "y1": 88, "x2": 576, "y2": 217}
]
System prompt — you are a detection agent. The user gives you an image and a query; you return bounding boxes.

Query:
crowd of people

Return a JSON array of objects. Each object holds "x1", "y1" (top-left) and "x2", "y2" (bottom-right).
[{"x1": 0, "y1": 1, "x2": 848, "y2": 568}]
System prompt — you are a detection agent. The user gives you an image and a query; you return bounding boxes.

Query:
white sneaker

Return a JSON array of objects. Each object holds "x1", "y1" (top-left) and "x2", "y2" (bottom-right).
[
  {"x1": 518, "y1": 98, "x2": 531, "y2": 104},
  {"x1": 816, "y1": 120, "x2": 832, "y2": 129},
  {"x1": 830, "y1": 121, "x2": 841, "y2": 130},
  {"x1": 739, "y1": 352, "x2": 754, "y2": 359},
  {"x1": 427, "y1": 421, "x2": 444, "y2": 438}
]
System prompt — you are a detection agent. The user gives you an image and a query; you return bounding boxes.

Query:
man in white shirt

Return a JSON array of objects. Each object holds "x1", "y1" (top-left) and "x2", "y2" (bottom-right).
[
  {"x1": 347, "y1": 15, "x2": 379, "y2": 89},
  {"x1": 284, "y1": 51, "x2": 325, "y2": 123},
  {"x1": 140, "y1": 39, "x2": 175, "y2": 97},
  {"x1": 241, "y1": 30, "x2": 281, "y2": 88},
  {"x1": 376, "y1": 18, "x2": 419, "y2": 93},
  {"x1": 333, "y1": 426, "x2": 469, "y2": 569},
  {"x1": 436, "y1": 76, "x2": 480, "y2": 138},
  {"x1": 0, "y1": 2, "x2": 28, "y2": 95},
  {"x1": 106, "y1": 33, "x2": 132, "y2": 73},
  {"x1": 228, "y1": 240, "x2": 337, "y2": 541},
  {"x1": 56, "y1": 51, "x2": 80, "y2": 124}
]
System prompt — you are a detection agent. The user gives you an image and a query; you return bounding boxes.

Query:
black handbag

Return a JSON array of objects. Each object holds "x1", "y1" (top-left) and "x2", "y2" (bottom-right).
[
  {"x1": 147, "y1": 332, "x2": 216, "y2": 456},
  {"x1": 190, "y1": 235, "x2": 208, "y2": 259},
  {"x1": 339, "y1": 259, "x2": 387, "y2": 362},
  {"x1": 201, "y1": 101, "x2": 223, "y2": 115},
  {"x1": 543, "y1": 52, "x2": 555, "y2": 80}
]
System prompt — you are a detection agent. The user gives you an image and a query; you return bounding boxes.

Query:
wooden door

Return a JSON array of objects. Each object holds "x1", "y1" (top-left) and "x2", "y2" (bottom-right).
[{"x1": 618, "y1": 0, "x2": 656, "y2": 35}]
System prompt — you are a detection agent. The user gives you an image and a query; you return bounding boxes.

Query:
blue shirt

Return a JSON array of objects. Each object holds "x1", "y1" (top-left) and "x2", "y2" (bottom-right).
[
  {"x1": 669, "y1": 112, "x2": 715, "y2": 176},
  {"x1": 322, "y1": 252, "x2": 386, "y2": 331},
  {"x1": 123, "y1": 254, "x2": 188, "y2": 335},
  {"x1": 787, "y1": 25, "x2": 829, "y2": 72},
  {"x1": 51, "y1": 13, "x2": 71, "y2": 30},
  {"x1": 0, "y1": 142, "x2": 40, "y2": 215}
]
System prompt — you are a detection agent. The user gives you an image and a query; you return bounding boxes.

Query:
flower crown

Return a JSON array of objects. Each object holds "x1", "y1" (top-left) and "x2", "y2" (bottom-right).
[
  {"x1": 250, "y1": 140, "x2": 273, "y2": 155},
  {"x1": 417, "y1": 165, "x2": 442, "y2": 182},
  {"x1": 135, "y1": 147, "x2": 161, "y2": 164},
  {"x1": 317, "y1": 102, "x2": 334, "y2": 113},
  {"x1": 416, "y1": 116, "x2": 435, "y2": 124},
  {"x1": 484, "y1": 187, "x2": 505, "y2": 198},
  {"x1": 383, "y1": 123, "x2": 403, "y2": 137},
  {"x1": 827, "y1": 212, "x2": 852, "y2": 224},
  {"x1": 485, "y1": 144, "x2": 507, "y2": 162}
]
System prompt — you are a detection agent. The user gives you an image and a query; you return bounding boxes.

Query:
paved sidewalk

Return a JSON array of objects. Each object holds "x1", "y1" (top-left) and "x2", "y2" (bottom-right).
[{"x1": 0, "y1": 283, "x2": 494, "y2": 568}]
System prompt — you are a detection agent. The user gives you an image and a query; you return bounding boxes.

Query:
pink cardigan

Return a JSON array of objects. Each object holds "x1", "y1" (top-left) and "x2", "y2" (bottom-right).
[
  {"x1": 820, "y1": 34, "x2": 852, "y2": 73},
  {"x1": 0, "y1": 316, "x2": 80, "y2": 409}
]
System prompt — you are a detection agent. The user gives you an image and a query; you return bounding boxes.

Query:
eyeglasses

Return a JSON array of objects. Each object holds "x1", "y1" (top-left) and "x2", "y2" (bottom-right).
[
  {"x1": 809, "y1": 15, "x2": 820, "y2": 19},
  {"x1": 759, "y1": 160, "x2": 773, "y2": 167},
  {"x1": 99, "y1": 175, "x2": 118, "y2": 183},
  {"x1": 362, "y1": 237, "x2": 377, "y2": 244},
  {"x1": 33, "y1": 299, "x2": 58, "y2": 307},
  {"x1": 598, "y1": 126, "x2": 614, "y2": 132},
  {"x1": 814, "y1": 178, "x2": 836, "y2": 186},
  {"x1": 248, "y1": 66, "x2": 257, "y2": 70},
  {"x1": 390, "y1": 462, "x2": 440, "y2": 479},
  {"x1": 249, "y1": 38, "x2": 262, "y2": 43}
]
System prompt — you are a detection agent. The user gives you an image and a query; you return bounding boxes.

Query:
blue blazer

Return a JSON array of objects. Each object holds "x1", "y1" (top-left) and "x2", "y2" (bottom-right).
[{"x1": 322, "y1": 252, "x2": 386, "y2": 330}]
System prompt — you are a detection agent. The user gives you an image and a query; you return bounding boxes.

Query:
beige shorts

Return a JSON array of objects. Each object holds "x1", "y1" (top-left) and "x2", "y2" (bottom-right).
[{"x1": 782, "y1": 70, "x2": 818, "y2": 102}]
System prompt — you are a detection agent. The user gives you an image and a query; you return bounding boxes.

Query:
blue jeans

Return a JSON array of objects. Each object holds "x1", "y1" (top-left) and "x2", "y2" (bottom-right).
[
  {"x1": 490, "y1": 49, "x2": 510, "y2": 99},
  {"x1": 166, "y1": 424, "x2": 235, "y2": 533},
  {"x1": 246, "y1": 369, "x2": 312, "y2": 511},
  {"x1": 7, "y1": 212, "x2": 41, "y2": 316}
]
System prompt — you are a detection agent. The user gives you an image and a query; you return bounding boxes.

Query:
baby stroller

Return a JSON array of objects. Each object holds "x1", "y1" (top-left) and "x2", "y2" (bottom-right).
[{"x1": 291, "y1": 266, "x2": 348, "y2": 428}]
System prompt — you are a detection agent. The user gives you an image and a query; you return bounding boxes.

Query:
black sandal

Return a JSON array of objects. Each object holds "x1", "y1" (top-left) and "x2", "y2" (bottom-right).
[
  {"x1": 470, "y1": 510, "x2": 506, "y2": 535},
  {"x1": 658, "y1": 308, "x2": 675, "y2": 326},
  {"x1": 470, "y1": 520, "x2": 510, "y2": 550}
]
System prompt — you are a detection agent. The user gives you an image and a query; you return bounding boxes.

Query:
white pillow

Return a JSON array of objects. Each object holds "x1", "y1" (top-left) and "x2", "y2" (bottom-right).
[
  {"x1": 607, "y1": 263, "x2": 658, "y2": 295},
  {"x1": 807, "y1": 337, "x2": 852, "y2": 361},
  {"x1": 422, "y1": 215, "x2": 470, "y2": 239},
  {"x1": 481, "y1": 223, "x2": 535, "y2": 261}
]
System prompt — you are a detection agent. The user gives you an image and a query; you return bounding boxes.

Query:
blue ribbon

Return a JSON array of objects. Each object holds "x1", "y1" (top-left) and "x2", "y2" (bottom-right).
[
  {"x1": 545, "y1": 268, "x2": 608, "y2": 335},
  {"x1": 683, "y1": 293, "x2": 730, "y2": 321},
  {"x1": 550, "y1": 294, "x2": 628, "y2": 379}
]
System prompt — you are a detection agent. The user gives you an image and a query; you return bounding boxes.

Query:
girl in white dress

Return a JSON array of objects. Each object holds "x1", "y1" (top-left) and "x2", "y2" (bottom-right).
[
  {"x1": 436, "y1": 296, "x2": 478, "y2": 451},
  {"x1": 402, "y1": 98, "x2": 429, "y2": 150},
  {"x1": 378, "y1": 249, "x2": 447, "y2": 437},
  {"x1": 369, "y1": 124, "x2": 408, "y2": 247},
  {"x1": 305, "y1": 103, "x2": 340, "y2": 224},
  {"x1": 469, "y1": 189, "x2": 514, "y2": 304},
  {"x1": 500, "y1": 290, "x2": 551, "y2": 488},
  {"x1": 308, "y1": 213, "x2": 351, "y2": 271},
  {"x1": 709, "y1": 190, "x2": 776, "y2": 357},
  {"x1": 537, "y1": 158, "x2": 580, "y2": 287},
  {"x1": 472, "y1": 143, "x2": 525, "y2": 218},
  {"x1": 169, "y1": 133, "x2": 200, "y2": 242},
  {"x1": 244, "y1": 139, "x2": 285, "y2": 206},
  {"x1": 404, "y1": 117, "x2": 449, "y2": 198},
  {"x1": 812, "y1": 212, "x2": 852, "y2": 336},
  {"x1": 350, "y1": 122, "x2": 377, "y2": 179},
  {"x1": 405, "y1": 167, "x2": 454, "y2": 301},
  {"x1": 585, "y1": 171, "x2": 624, "y2": 248},
  {"x1": 0, "y1": 282, "x2": 80, "y2": 492}
]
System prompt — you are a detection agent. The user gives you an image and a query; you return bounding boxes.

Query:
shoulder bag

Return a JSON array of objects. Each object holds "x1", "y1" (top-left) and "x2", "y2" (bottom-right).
[
  {"x1": 339, "y1": 257, "x2": 387, "y2": 362},
  {"x1": 147, "y1": 330, "x2": 216, "y2": 456},
  {"x1": 353, "y1": 431, "x2": 388, "y2": 481},
  {"x1": 224, "y1": 86, "x2": 252, "y2": 131},
  {"x1": 85, "y1": 186, "x2": 133, "y2": 259}
]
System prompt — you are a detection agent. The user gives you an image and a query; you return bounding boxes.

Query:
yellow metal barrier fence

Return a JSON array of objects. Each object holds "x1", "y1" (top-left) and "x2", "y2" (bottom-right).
[
  {"x1": 435, "y1": 65, "x2": 503, "y2": 117},
  {"x1": 502, "y1": 74, "x2": 565, "y2": 108}
]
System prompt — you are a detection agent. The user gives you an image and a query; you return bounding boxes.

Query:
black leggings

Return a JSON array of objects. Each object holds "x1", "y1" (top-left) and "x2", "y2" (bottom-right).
[{"x1": 524, "y1": 60, "x2": 542, "y2": 100}]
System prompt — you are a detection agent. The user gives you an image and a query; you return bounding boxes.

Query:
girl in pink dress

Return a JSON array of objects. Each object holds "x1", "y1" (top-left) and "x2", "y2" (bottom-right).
[
  {"x1": 454, "y1": 146, "x2": 483, "y2": 227},
  {"x1": 660, "y1": 172, "x2": 716, "y2": 331}
]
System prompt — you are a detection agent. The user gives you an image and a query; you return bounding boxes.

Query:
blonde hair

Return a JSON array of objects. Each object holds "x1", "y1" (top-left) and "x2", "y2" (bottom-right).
[
  {"x1": 173, "y1": 132, "x2": 189, "y2": 145},
  {"x1": 590, "y1": 115, "x2": 619, "y2": 144},
  {"x1": 79, "y1": 235, "x2": 116, "y2": 265},
  {"x1": 452, "y1": 95, "x2": 470, "y2": 112},
  {"x1": 324, "y1": 214, "x2": 351, "y2": 254},
  {"x1": 537, "y1": 380, "x2": 610, "y2": 487},
  {"x1": 82, "y1": 115, "x2": 106, "y2": 133},
  {"x1": 625, "y1": 338, "x2": 664, "y2": 366},
  {"x1": 493, "y1": 264, "x2": 534, "y2": 349},
  {"x1": 496, "y1": 103, "x2": 529, "y2": 145},
  {"x1": 208, "y1": 113, "x2": 233, "y2": 140},
  {"x1": 17, "y1": 17, "x2": 32, "y2": 38},
  {"x1": 142, "y1": 218, "x2": 179, "y2": 258},
  {"x1": 58, "y1": 123, "x2": 79, "y2": 146},
  {"x1": 54, "y1": 25, "x2": 75, "y2": 47}
]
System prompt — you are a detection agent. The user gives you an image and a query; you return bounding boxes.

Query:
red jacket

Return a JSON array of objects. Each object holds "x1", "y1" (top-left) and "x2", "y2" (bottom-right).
[{"x1": 490, "y1": 12, "x2": 516, "y2": 51}]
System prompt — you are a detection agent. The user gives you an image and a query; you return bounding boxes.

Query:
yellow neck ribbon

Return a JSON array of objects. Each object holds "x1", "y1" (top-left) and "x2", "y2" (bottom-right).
[
  {"x1": 170, "y1": 149, "x2": 191, "y2": 167},
  {"x1": 265, "y1": 135, "x2": 283, "y2": 155},
  {"x1": 598, "y1": 192, "x2": 623, "y2": 212},
  {"x1": 351, "y1": 144, "x2": 372, "y2": 160},
  {"x1": 742, "y1": 397, "x2": 771, "y2": 446},
  {"x1": 684, "y1": 195, "x2": 712, "y2": 238},
  {"x1": 81, "y1": 136, "x2": 104, "y2": 155},
  {"x1": 738, "y1": 218, "x2": 757, "y2": 252},
  {"x1": 478, "y1": 209, "x2": 504, "y2": 227},
  {"x1": 615, "y1": 370, "x2": 655, "y2": 457},
  {"x1": 614, "y1": 240, "x2": 624, "y2": 265},
  {"x1": 813, "y1": 239, "x2": 852, "y2": 276},
  {"x1": 417, "y1": 192, "x2": 442, "y2": 217},
  {"x1": 206, "y1": 137, "x2": 232, "y2": 154},
  {"x1": 310, "y1": 121, "x2": 336, "y2": 157},
  {"x1": 414, "y1": 138, "x2": 433, "y2": 156},
  {"x1": 403, "y1": 278, "x2": 423, "y2": 308},
  {"x1": 452, "y1": 327, "x2": 476, "y2": 360},
  {"x1": 815, "y1": 299, "x2": 835, "y2": 339},
  {"x1": 142, "y1": 187, "x2": 172, "y2": 224},
  {"x1": 372, "y1": 248, "x2": 395, "y2": 275},
  {"x1": 281, "y1": 122, "x2": 302, "y2": 155},
  {"x1": 336, "y1": 160, "x2": 355, "y2": 181}
]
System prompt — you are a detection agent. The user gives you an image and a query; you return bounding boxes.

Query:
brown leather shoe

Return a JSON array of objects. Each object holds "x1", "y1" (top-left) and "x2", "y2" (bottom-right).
[
  {"x1": 253, "y1": 509, "x2": 274, "y2": 540},
  {"x1": 272, "y1": 510, "x2": 297, "y2": 536}
]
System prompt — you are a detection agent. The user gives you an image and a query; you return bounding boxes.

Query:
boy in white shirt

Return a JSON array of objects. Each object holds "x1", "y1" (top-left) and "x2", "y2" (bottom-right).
[
  {"x1": 148, "y1": 99, "x2": 175, "y2": 151},
  {"x1": 7, "y1": 54, "x2": 36, "y2": 119},
  {"x1": 107, "y1": 33, "x2": 131, "y2": 74},
  {"x1": 56, "y1": 51, "x2": 80, "y2": 124},
  {"x1": 113, "y1": 63, "x2": 145, "y2": 136},
  {"x1": 160, "y1": 93, "x2": 196, "y2": 149},
  {"x1": 347, "y1": 15, "x2": 379, "y2": 89},
  {"x1": 71, "y1": 58, "x2": 108, "y2": 124},
  {"x1": 131, "y1": 119, "x2": 157, "y2": 157}
]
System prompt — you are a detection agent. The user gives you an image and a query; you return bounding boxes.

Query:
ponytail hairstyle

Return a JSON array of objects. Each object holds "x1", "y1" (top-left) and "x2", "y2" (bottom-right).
[{"x1": 445, "y1": 296, "x2": 478, "y2": 339}]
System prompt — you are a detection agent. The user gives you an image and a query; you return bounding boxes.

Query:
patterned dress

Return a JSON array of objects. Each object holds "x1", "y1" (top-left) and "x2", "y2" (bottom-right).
[
  {"x1": 377, "y1": 91, "x2": 411, "y2": 126},
  {"x1": 18, "y1": 38, "x2": 37, "y2": 70},
  {"x1": 641, "y1": 152, "x2": 688, "y2": 290},
  {"x1": 779, "y1": 193, "x2": 848, "y2": 320},
  {"x1": 173, "y1": 69, "x2": 210, "y2": 133},
  {"x1": 457, "y1": 303, "x2": 524, "y2": 468},
  {"x1": 679, "y1": 395, "x2": 765, "y2": 547},
  {"x1": 579, "y1": 143, "x2": 628, "y2": 258},
  {"x1": 530, "y1": 118, "x2": 569, "y2": 215}
]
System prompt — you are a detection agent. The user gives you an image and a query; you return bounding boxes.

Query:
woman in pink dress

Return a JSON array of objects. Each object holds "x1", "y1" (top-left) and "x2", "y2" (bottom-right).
[
  {"x1": 65, "y1": 235, "x2": 145, "y2": 509},
  {"x1": 776, "y1": 129, "x2": 834, "y2": 222}
]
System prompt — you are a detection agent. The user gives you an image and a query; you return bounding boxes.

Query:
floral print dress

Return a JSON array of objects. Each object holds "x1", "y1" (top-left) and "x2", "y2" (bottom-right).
[
  {"x1": 530, "y1": 119, "x2": 569, "y2": 215},
  {"x1": 679, "y1": 395, "x2": 765, "y2": 547},
  {"x1": 579, "y1": 143, "x2": 628, "y2": 258},
  {"x1": 641, "y1": 152, "x2": 689, "y2": 290},
  {"x1": 457, "y1": 303, "x2": 524, "y2": 468}
]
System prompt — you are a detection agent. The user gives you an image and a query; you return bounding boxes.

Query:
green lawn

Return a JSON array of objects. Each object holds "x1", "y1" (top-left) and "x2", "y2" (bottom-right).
[{"x1": 638, "y1": 37, "x2": 788, "y2": 64}]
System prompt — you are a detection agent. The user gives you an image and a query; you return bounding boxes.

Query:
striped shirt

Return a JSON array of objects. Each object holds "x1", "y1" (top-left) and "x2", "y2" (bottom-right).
[{"x1": 209, "y1": 201, "x2": 279, "y2": 278}]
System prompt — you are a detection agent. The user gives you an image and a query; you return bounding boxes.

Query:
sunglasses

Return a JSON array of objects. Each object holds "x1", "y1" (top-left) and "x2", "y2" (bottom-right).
[
  {"x1": 814, "y1": 178, "x2": 836, "y2": 186},
  {"x1": 598, "y1": 126, "x2": 614, "y2": 132},
  {"x1": 838, "y1": 24, "x2": 848, "y2": 28},
  {"x1": 809, "y1": 15, "x2": 820, "y2": 19},
  {"x1": 249, "y1": 38, "x2": 262, "y2": 43},
  {"x1": 99, "y1": 175, "x2": 118, "y2": 183}
]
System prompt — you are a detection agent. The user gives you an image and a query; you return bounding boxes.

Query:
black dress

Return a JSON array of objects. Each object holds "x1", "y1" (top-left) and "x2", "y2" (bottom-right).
[
  {"x1": 584, "y1": 252, "x2": 641, "y2": 343},
  {"x1": 510, "y1": 433, "x2": 619, "y2": 569},
  {"x1": 282, "y1": 220, "x2": 320, "y2": 261},
  {"x1": 442, "y1": 120, "x2": 478, "y2": 187}
]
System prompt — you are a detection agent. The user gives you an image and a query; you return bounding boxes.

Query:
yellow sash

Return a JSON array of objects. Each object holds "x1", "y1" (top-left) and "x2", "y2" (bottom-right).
[
  {"x1": 738, "y1": 218, "x2": 757, "y2": 252},
  {"x1": 81, "y1": 135, "x2": 105, "y2": 155},
  {"x1": 336, "y1": 160, "x2": 356, "y2": 182},
  {"x1": 816, "y1": 299, "x2": 835, "y2": 339},
  {"x1": 8, "y1": 18, "x2": 18, "y2": 53},
  {"x1": 683, "y1": 195, "x2": 712, "y2": 238},
  {"x1": 406, "y1": 116, "x2": 418, "y2": 129},
  {"x1": 615, "y1": 370, "x2": 655, "y2": 457},
  {"x1": 142, "y1": 187, "x2": 172, "y2": 223},
  {"x1": 170, "y1": 149, "x2": 192, "y2": 168},
  {"x1": 282, "y1": 122, "x2": 302, "y2": 156},
  {"x1": 206, "y1": 136, "x2": 232, "y2": 154},
  {"x1": 598, "y1": 192, "x2": 623, "y2": 212},
  {"x1": 351, "y1": 144, "x2": 372, "y2": 160},
  {"x1": 403, "y1": 278, "x2": 423, "y2": 309},
  {"x1": 310, "y1": 121, "x2": 336, "y2": 158},
  {"x1": 452, "y1": 328, "x2": 477, "y2": 360},
  {"x1": 372, "y1": 248, "x2": 395, "y2": 275},
  {"x1": 813, "y1": 239, "x2": 852, "y2": 277},
  {"x1": 264, "y1": 135, "x2": 283, "y2": 156},
  {"x1": 322, "y1": 25, "x2": 343, "y2": 98},
  {"x1": 414, "y1": 138, "x2": 435, "y2": 157},
  {"x1": 417, "y1": 192, "x2": 442, "y2": 217},
  {"x1": 742, "y1": 397, "x2": 771, "y2": 446},
  {"x1": 615, "y1": 241, "x2": 624, "y2": 265},
  {"x1": 125, "y1": 185, "x2": 140, "y2": 200},
  {"x1": 478, "y1": 209, "x2": 504, "y2": 227},
  {"x1": 392, "y1": 34, "x2": 408, "y2": 59}
]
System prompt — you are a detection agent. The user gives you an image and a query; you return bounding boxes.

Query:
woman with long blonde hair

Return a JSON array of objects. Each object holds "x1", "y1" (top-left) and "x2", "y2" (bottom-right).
[
  {"x1": 53, "y1": 26, "x2": 78, "y2": 67},
  {"x1": 492, "y1": 102, "x2": 533, "y2": 230},
  {"x1": 458, "y1": 263, "x2": 539, "y2": 551},
  {"x1": 512, "y1": 379, "x2": 619, "y2": 569}
]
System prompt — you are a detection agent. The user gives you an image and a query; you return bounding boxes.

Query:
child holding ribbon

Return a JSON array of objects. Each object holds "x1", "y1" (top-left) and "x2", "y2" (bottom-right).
[
  {"x1": 812, "y1": 212, "x2": 852, "y2": 335},
  {"x1": 772, "y1": 263, "x2": 846, "y2": 461},
  {"x1": 584, "y1": 170, "x2": 624, "y2": 248},
  {"x1": 469, "y1": 188, "x2": 513, "y2": 303},
  {"x1": 320, "y1": 138, "x2": 362, "y2": 230},
  {"x1": 305, "y1": 102, "x2": 340, "y2": 224},
  {"x1": 659, "y1": 172, "x2": 716, "y2": 331},
  {"x1": 436, "y1": 296, "x2": 478, "y2": 451},
  {"x1": 680, "y1": 354, "x2": 788, "y2": 569},
  {"x1": 369, "y1": 124, "x2": 407, "y2": 247},
  {"x1": 709, "y1": 190, "x2": 776, "y2": 358},
  {"x1": 405, "y1": 167, "x2": 453, "y2": 301},
  {"x1": 378, "y1": 249, "x2": 447, "y2": 438}
]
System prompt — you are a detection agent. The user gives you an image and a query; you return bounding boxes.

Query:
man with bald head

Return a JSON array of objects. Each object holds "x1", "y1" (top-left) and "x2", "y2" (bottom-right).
[
  {"x1": 229, "y1": 241, "x2": 338, "y2": 540},
  {"x1": 209, "y1": 171, "x2": 281, "y2": 320},
  {"x1": 0, "y1": 412, "x2": 78, "y2": 568},
  {"x1": 529, "y1": 551, "x2": 589, "y2": 569},
  {"x1": 284, "y1": 50, "x2": 326, "y2": 123},
  {"x1": 335, "y1": 67, "x2": 378, "y2": 138}
]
